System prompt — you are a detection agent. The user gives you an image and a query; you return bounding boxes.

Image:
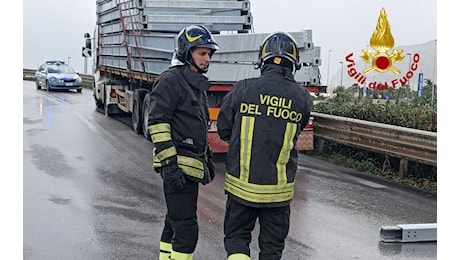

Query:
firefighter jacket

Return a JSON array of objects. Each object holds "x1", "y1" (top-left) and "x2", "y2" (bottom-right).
[
  {"x1": 217, "y1": 64, "x2": 311, "y2": 207},
  {"x1": 148, "y1": 65, "x2": 213, "y2": 184}
]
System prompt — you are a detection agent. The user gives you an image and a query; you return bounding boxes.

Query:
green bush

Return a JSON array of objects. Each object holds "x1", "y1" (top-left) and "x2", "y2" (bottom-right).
[{"x1": 312, "y1": 81, "x2": 437, "y2": 132}]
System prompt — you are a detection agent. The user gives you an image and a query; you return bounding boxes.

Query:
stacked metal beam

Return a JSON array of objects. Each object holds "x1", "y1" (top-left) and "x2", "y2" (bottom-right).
[{"x1": 96, "y1": 0, "x2": 322, "y2": 85}]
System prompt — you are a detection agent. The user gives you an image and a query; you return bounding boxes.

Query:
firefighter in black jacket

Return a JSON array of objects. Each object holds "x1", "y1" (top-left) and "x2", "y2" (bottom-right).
[
  {"x1": 148, "y1": 24, "x2": 218, "y2": 260},
  {"x1": 217, "y1": 32, "x2": 311, "y2": 260}
]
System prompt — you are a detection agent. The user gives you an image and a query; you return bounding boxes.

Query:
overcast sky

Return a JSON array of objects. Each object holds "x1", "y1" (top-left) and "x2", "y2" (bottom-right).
[{"x1": 23, "y1": 0, "x2": 437, "y2": 79}]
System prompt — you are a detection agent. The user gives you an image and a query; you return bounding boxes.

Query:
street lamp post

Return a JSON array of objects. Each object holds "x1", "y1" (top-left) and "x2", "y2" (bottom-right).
[
  {"x1": 406, "y1": 53, "x2": 412, "y2": 89},
  {"x1": 327, "y1": 50, "x2": 331, "y2": 87},
  {"x1": 339, "y1": 61, "x2": 344, "y2": 86},
  {"x1": 431, "y1": 39, "x2": 437, "y2": 105}
]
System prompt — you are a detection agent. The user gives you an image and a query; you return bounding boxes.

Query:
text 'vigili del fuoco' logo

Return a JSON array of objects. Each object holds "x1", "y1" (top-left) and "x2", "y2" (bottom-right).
[{"x1": 344, "y1": 8, "x2": 420, "y2": 90}]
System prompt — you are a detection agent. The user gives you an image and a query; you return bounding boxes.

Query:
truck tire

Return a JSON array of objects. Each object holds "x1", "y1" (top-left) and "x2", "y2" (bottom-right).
[
  {"x1": 142, "y1": 93, "x2": 152, "y2": 141},
  {"x1": 94, "y1": 84, "x2": 103, "y2": 108},
  {"x1": 132, "y1": 89, "x2": 149, "y2": 134}
]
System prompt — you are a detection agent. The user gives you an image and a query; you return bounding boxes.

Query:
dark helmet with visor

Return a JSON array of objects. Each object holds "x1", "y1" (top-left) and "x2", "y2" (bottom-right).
[
  {"x1": 176, "y1": 25, "x2": 219, "y2": 73},
  {"x1": 256, "y1": 31, "x2": 301, "y2": 71}
]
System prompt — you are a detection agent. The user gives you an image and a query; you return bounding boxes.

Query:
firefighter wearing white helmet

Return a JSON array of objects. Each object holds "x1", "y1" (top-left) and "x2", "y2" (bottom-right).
[
  {"x1": 148, "y1": 24, "x2": 218, "y2": 260},
  {"x1": 217, "y1": 31, "x2": 311, "y2": 260}
]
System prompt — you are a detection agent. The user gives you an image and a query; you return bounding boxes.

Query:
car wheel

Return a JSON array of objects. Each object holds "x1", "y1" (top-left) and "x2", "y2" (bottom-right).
[
  {"x1": 46, "y1": 81, "x2": 52, "y2": 92},
  {"x1": 36, "y1": 80, "x2": 41, "y2": 90},
  {"x1": 77, "y1": 88, "x2": 82, "y2": 93}
]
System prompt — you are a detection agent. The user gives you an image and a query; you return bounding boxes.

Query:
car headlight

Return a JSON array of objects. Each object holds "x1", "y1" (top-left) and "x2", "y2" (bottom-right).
[
  {"x1": 49, "y1": 76, "x2": 59, "y2": 82},
  {"x1": 75, "y1": 76, "x2": 82, "y2": 83}
]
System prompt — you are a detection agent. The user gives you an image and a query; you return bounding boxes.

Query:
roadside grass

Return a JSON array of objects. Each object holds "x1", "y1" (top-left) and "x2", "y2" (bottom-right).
[{"x1": 303, "y1": 140, "x2": 437, "y2": 194}]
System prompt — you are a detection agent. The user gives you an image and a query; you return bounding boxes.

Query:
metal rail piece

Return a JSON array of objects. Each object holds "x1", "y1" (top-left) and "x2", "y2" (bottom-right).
[{"x1": 380, "y1": 223, "x2": 437, "y2": 243}]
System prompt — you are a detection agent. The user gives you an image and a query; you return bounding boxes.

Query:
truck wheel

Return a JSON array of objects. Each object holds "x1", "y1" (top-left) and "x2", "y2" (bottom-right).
[
  {"x1": 142, "y1": 94, "x2": 152, "y2": 141},
  {"x1": 132, "y1": 89, "x2": 148, "y2": 134},
  {"x1": 94, "y1": 85, "x2": 103, "y2": 108}
]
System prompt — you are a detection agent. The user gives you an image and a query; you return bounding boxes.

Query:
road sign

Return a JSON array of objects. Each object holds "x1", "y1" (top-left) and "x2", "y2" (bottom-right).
[{"x1": 82, "y1": 47, "x2": 91, "y2": 58}]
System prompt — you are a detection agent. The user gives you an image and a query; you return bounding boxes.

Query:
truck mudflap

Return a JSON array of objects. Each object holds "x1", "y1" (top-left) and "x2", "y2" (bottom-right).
[
  {"x1": 379, "y1": 223, "x2": 437, "y2": 243},
  {"x1": 208, "y1": 132, "x2": 229, "y2": 154},
  {"x1": 296, "y1": 129, "x2": 314, "y2": 151}
]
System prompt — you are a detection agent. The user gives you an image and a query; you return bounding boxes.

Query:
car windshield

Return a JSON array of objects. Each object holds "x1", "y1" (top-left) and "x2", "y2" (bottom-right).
[{"x1": 47, "y1": 65, "x2": 75, "y2": 74}]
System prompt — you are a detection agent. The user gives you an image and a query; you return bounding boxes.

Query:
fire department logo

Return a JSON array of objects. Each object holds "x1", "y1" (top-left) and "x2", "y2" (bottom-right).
[
  {"x1": 344, "y1": 7, "x2": 420, "y2": 89},
  {"x1": 360, "y1": 8, "x2": 404, "y2": 75}
]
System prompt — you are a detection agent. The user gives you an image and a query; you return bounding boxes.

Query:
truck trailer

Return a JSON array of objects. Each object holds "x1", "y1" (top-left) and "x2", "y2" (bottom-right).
[{"x1": 91, "y1": 0, "x2": 324, "y2": 153}]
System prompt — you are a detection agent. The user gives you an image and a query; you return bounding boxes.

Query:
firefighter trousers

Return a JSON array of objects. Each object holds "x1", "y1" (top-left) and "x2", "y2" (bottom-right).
[
  {"x1": 159, "y1": 180, "x2": 199, "y2": 260},
  {"x1": 224, "y1": 196, "x2": 291, "y2": 260}
]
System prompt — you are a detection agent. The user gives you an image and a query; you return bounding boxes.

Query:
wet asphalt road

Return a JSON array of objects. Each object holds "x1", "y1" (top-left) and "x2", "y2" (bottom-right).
[{"x1": 23, "y1": 80, "x2": 436, "y2": 259}]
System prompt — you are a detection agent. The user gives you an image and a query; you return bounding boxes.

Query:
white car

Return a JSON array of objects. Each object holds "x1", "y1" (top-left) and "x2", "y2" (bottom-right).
[{"x1": 35, "y1": 61, "x2": 83, "y2": 92}]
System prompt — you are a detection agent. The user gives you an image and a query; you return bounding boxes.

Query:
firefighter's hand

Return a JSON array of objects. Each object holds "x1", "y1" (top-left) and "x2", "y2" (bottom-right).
[
  {"x1": 206, "y1": 146, "x2": 215, "y2": 182},
  {"x1": 207, "y1": 158, "x2": 215, "y2": 182},
  {"x1": 161, "y1": 165, "x2": 186, "y2": 191}
]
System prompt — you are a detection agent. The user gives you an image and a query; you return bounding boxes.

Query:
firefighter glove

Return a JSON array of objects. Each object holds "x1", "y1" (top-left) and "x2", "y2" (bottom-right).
[
  {"x1": 207, "y1": 158, "x2": 215, "y2": 182},
  {"x1": 206, "y1": 145, "x2": 215, "y2": 182},
  {"x1": 161, "y1": 164, "x2": 186, "y2": 191}
]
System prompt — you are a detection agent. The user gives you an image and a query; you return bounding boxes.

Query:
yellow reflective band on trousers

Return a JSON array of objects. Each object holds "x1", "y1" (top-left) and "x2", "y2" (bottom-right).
[
  {"x1": 159, "y1": 241, "x2": 172, "y2": 260},
  {"x1": 149, "y1": 123, "x2": 172, "y2": 143},
  {"x1": 153, "y1": 155, "x2": 204, "y2": 179},
  {"x1": 276, "y1": 122, "x2": 297, "y2": 184},
  {"x1": 240, "y1": 116, "x2": 255, "y2": 182},
  {"x1": 224, "y1": 173, "x2": 294, "y2": 203},
  {"x1": 170, "y1": 250, "x2": 193, "y2": 260},
  {"x1": 228, "y1": 253, "x2": 251, "y2": 260}
]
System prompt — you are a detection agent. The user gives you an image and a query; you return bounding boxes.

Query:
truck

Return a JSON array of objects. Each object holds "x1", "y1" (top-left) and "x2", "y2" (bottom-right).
[{"x1": 91, "y1": 0, "x2": 325, "y2": 153}]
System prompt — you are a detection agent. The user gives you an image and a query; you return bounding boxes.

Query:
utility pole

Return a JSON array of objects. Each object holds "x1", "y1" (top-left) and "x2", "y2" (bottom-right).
[
  {"x1": 431, "y1": 39, "x2": 436, "y2": 105},
  {"x1": 339, "y1": 61, "x2": 344, "y2": 86},
  {"x1": 406, "y1": 53, "x2": 412, "y2": 89},
  {"x1": 327, "y1": 50, "x2": 331, "y2": 87}
]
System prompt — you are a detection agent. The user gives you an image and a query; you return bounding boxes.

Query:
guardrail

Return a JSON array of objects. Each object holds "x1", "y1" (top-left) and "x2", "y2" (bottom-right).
[
  {"x1": 23, "y1": 68, "x2": 94, "y2": 86},
  {"x1": 311, "y1": 112, "x2": 437, "y2": 170}
]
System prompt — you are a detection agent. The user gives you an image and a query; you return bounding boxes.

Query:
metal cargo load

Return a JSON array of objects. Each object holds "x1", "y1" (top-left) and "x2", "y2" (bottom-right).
[{"x1": 95, "y1": 0, "x2": 323, "y2": 85}]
